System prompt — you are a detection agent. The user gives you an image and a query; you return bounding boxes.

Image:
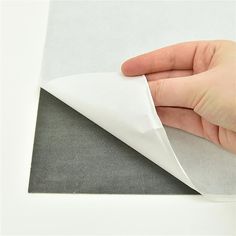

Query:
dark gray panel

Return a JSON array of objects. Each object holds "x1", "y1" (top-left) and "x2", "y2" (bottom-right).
[{"x1": 29, "y1": 89, "x2": 198, "y2": 194}]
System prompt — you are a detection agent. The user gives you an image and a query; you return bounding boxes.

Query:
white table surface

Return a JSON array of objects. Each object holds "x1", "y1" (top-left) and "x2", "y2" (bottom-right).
[{"x1": 1, "y1": 1, "x2": 236, "y2": 235}]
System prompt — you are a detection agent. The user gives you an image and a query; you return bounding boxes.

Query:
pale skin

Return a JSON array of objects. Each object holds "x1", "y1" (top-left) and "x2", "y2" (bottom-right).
[{"x1": 121, "y1": 40, "x2": 236, "y2": 154}]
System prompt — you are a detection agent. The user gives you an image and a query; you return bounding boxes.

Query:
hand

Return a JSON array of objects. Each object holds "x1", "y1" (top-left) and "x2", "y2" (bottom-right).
[{"x1": 121, "y1": 40, "x2": 236, "y2": 154}]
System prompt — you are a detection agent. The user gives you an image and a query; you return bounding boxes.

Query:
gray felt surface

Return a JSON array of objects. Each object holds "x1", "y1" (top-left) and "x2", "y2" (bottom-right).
[{"x1": 28, "y1": 89, "x2": 198, "y2": 194}]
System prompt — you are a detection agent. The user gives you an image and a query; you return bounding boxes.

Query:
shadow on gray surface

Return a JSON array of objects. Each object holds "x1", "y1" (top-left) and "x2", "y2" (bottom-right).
[{"x1": 29, "y1": 89, "x2": 198, "y2": 194}]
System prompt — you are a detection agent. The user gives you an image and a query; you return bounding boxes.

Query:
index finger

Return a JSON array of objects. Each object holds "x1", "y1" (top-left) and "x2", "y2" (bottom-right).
[{"x1": 121, "y1": 41, "x2": 200, "y2": 76}]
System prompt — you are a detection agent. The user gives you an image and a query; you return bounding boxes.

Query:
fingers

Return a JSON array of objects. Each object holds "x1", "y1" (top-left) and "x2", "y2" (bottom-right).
[
  {"x1": 157, "y1": 107, "x2": 205, "y2": 138},
  {"x1": 157, "y1": 107, "x2": 220, "y2": 146},
  {"x1": 158, "y1": 107, "x2": 236, "y2": 153},
  {"x1": 218, "y1": 128, "x2": 236, "y2": 154},
  {"x1": 146, "y1": 70, "x2": 193, "y2": 81},
  {"x1": 122, "y1": 41, "x2": 199, "y2": 76},
  {"x1": 148, "y1": 73, "x2": 205, "y2": 108}
]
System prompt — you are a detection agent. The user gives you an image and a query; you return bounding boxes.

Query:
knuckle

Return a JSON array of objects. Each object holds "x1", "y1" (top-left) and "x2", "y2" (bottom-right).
[{"x1": 154, "y1": 80, "x2": 166, "y2": 105}]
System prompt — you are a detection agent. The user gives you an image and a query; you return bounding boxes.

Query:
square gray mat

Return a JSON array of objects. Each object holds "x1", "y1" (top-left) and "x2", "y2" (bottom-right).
[{"x1": 28, "y1": 89, "x2": 198, "y2": 194}]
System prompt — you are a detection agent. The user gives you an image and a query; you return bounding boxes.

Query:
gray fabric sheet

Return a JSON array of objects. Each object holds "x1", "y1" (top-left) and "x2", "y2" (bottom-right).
[{"x1": 28, "y1": 89, "x2": 198, "y2": 194}]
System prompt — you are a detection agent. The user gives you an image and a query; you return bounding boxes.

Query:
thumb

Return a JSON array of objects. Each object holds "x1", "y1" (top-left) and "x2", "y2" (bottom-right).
[{"x1": 148, "y1": 73, "x2": 206, "y2": 109}]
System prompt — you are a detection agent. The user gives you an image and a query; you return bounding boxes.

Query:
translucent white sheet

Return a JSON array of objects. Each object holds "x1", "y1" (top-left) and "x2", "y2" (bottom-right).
[{"x1": 41, "y1": 1, "x2": 236, "y2": 200}]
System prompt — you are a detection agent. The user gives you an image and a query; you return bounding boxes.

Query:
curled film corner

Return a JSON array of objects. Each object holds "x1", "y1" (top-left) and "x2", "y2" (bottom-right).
[{"x1": 40, "y1": 72, "x2": 236, "y2": 200}]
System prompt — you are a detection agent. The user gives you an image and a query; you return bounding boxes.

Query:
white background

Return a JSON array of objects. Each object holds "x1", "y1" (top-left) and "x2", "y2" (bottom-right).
[{"x1": 1, "y1": 1, "x2": 236, "y2": 235}]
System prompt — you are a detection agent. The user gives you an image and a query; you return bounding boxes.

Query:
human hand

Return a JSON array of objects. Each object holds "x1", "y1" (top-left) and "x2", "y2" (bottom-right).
[{"x1": 121, "y1": 40, "x2": 236, "y2": 154}]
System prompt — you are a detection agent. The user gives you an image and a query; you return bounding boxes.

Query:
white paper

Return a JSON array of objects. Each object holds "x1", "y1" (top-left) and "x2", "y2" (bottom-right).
[{"x1": 39, "y1": 1, "x2": 236, "y2": 200}]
